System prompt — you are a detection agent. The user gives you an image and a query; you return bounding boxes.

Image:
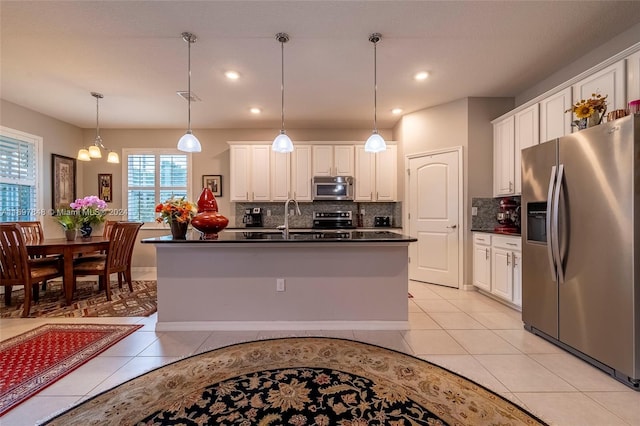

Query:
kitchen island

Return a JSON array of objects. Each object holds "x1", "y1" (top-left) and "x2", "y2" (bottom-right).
[{"x1": 142, "y1": 230, "x2": 416, "y2": 331}]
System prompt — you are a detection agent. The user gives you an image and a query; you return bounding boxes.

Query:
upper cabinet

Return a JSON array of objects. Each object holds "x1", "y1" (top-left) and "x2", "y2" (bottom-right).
[
  {"x1": 229, "y1": 144, "x2": 271, "y2": 202},
  {"x1": 627, "y1": 50, "x2": 640, "y2": 102},
  {"x1": 514, "y1": 104, "x2": 539, "y2": 194},
  {"x1": 270, "y1": 151, "x2": 291, "y2": 201},
  {"x1": 312, "y1": 145, "x2": 354, "y2": 177},
  {"x1": 572, "y1": 60, "x2": 626, "y2": 119},
  {"x1": 291, "y1": 145, "x2": 312, "y2": 201},
  {"x1": 493, "y1": 116, "x2": 515, "y2": 196},
  {"x1": 354, "y1": 145, "x2": 397, "y2": 202},
  {"x1": 540, "y1": 87, "x2": 572, "y2": 142}
]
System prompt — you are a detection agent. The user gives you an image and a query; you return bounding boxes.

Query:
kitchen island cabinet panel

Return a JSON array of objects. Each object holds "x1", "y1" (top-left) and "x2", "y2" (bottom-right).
[{"x1": 143, "y1": 231, "x2": 414, "y2": 330}]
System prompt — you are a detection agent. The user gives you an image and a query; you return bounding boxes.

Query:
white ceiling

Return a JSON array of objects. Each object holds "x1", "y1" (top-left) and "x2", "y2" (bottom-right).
[{"x1": 2, "y1": 1, "x2": 640, "y2": 130}]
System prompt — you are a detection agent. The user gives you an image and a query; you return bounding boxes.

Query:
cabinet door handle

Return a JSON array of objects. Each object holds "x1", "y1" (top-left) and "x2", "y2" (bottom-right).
[
  {"x1": 246, "y1": 192, "x2": 248, "y2": 200},
  {"x1": 485, "y1": 248, "x2": 489, "y2": 259},
  {"x1": 370, "y1": 192, "x2": 373, "y2": 200},
  {"x1": 376, "y1": 192, "x2": 379, "y2": 200},
  {"x1": 294, "y1": 191, "x2": 297, "y2": 199},
  {"x1": 507, "y1": 253, "x2": 510, "y2": 266},
  {"x1": 506, "y1": 242, "x2": 518, "y2": 246},
  {"x1": 513, "y1": 256, "x2": 519, "y2": 267},
  {"x1": 446, "y1": 225, "x2": 457, "y2": 229},
  {"x1": 509, "y1": 181, "x2": 513, "y2": 192}
]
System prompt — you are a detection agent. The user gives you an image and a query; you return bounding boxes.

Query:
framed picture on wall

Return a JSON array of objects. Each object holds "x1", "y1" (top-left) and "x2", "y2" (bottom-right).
[
  {"x1": 202, "y1": 174, "x2": 222, "y2": 197},
  {"x1": 51, "y1": 154, "x2": 77, "y2": 211},
  {"x1": 98, "y1": 173, "x2": 112, "y2": 202}
]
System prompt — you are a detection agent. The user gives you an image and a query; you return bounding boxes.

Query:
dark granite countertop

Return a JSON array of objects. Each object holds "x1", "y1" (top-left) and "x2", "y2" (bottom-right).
[
  {"x1": 142, "y1": 229, "x2": 416, "y2": 244},
  {"x1": 471, "y1": 228, "x2": 521, "y2": 237}
]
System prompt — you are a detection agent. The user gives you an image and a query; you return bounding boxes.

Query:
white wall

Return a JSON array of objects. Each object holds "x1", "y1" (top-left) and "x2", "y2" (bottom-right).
[{"x1": 393, "y1": 97, "x2": 513, "y2": 286}]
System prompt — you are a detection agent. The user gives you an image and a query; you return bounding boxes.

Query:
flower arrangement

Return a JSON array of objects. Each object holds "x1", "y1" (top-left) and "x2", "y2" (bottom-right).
[
  {"x1": 155, "y1": 196, "x2": 197, "y2": 224},
  {"x1": 53, "y1": 206, "x2": 81, "y2": 230},
  {"x1": 566, "y1": 93, "x2": 608, "y2": 128},
  {"x1": 69, "y1": 195, "x2": 109, "y2": 225}
]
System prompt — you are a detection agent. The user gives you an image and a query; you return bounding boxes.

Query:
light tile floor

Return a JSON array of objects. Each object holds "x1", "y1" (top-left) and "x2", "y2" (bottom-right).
[{"x1": 1, "y1": 272, "x2": 639, "y2": 425}]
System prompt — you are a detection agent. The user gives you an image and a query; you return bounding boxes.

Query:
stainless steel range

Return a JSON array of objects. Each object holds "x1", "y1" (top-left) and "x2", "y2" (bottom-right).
[{"x1": 312, "y1": 211, "x2": 354, "y2": 229}]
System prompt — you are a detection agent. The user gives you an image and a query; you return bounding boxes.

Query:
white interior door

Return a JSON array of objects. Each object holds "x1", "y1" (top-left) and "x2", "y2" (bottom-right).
[{"x1": 408, "y1": 149, "x2": 461, "y2": 288}]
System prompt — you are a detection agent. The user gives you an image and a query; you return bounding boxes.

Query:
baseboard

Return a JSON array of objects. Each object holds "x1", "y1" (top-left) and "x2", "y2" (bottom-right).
[
  {"x1": 155, "y1": 320, "x2": 410, "y2": 331},
  {"x1": 132, "y1": 267, "x2": 157, "y2": 273}
]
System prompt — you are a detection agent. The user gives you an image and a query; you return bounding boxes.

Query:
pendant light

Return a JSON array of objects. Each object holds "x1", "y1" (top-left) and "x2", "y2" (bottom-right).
[
  {"x1": 272, "y1": 32, "x2": 294, "y2": 153},
  {"x1": 177, "y1": 32, "x2": 202, "y2": 153},
  {"x1": 77, "y1": 92, "x2": 120, "y2": 163},
  {"x1": 364, "y1": 33, "x2": 386, "y2": 153}
]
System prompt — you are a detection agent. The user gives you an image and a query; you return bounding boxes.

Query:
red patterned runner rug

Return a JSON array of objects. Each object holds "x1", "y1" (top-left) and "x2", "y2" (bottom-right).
[{"x1": 0, "y1": 323, "x2": 142, "y2": 415}]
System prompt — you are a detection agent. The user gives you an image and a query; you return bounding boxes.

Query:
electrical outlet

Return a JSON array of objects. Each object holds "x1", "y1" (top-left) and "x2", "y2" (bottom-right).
[
  {"x1": 267, "y1": 209, "x2": 271, "y2": 216},
  {"x1": 360, "y1": 208, "x2": 365, "y2": 215},
  {"x1": 471, "y1": 207, "x2": 478, "y2": 216},
  {"x1": 276, "y1": 278, "x2": 285, "y2": 292},
  {"x1": 289, "y1": 209, "x2": 294, "y2": 216}
]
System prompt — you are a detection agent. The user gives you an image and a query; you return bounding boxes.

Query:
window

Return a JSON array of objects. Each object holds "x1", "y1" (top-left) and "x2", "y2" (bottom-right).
[
  {"x1": 123, "y1": 149, "x2": 191, "y2": 225},
  {"x1": 0, "y1": 127, "x2": 43, "y2": 222}
]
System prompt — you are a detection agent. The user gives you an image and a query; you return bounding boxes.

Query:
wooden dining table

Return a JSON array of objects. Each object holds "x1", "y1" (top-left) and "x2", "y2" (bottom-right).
[{"x1": 26, "y1": 236, "x2": 109, "y2": 305}]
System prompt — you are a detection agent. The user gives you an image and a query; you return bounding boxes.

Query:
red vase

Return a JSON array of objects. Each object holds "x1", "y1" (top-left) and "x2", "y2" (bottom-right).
[{"x1": 191, "y1": 187, "x2": 228, "y2": 239}]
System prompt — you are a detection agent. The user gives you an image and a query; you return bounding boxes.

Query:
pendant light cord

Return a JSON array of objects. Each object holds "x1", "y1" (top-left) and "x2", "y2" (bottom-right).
[
  {"x1": 280, "y1": 37, "x2": 285, "y2": 132},
  {"x1": 187, "y1": 34, "x2": 192, "y2": 133},
  {"x1": 95, "y1": 95, "x2": 101, "y2": 141},
  {"x1": 373, "y1": 38, "x2": 378, "y2": 132}
]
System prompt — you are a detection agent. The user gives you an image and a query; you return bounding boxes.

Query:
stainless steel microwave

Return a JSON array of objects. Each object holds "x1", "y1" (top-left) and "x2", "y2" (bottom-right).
[{"x1": 312, "y1": 176, "x2": 354, "y2": 201}]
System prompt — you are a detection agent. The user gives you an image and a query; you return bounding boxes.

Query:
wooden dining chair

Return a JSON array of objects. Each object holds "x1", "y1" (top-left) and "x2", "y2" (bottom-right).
[
  {"x1": 16, "y1": 221, "x2": 59, "y2": 292},
  {"x1": 0, "y1": 223, "x2": 64, "y2": 317},
  {"x1": 73, "y1": 222, "x2": 143, "y2": 299}
]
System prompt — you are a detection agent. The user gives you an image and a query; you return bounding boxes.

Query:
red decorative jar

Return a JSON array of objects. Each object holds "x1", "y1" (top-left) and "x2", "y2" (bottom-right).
[{"x1": 191, "y1": 187, "x2": 228, "y2": 239}]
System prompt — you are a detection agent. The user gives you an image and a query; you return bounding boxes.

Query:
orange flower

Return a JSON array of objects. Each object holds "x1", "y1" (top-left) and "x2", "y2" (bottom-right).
[{"x1": 155, "y1": 197, "x2": 197, "y2": 224}]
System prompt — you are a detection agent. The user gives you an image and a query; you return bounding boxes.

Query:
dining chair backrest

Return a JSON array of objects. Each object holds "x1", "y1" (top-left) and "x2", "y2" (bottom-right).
[
  {"x1": 106, "y1": 222, "x2": 143, "y2": 272},
  {"x1": 16, "y1": 221, "x2": 44, "y2": 243},
  {"x1": 103, "y1": 220, "x2": 117, "y2": 238},
  {"x1": 0, "y1": 223, "x2": 30, "y2": 284}
]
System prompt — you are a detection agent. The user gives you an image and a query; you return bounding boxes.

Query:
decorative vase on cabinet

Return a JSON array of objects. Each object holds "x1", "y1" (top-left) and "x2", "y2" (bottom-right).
[{"x1": 191, "y1": 187, "x2": 229, "y2": 239}]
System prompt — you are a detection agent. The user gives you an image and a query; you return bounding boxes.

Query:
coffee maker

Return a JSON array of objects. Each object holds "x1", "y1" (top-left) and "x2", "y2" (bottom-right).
[
  {"x1": 243, "y1": 207, "x2": 263, "y2": 228},
  {"x1": 494, "y1": 197, "x2": 520, "y2": 234}
]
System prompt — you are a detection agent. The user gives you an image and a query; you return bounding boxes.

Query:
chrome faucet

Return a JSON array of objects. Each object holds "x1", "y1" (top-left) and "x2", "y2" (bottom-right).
[{"x1": 278, "y1": 198, "x2": 301, "y2": 238}]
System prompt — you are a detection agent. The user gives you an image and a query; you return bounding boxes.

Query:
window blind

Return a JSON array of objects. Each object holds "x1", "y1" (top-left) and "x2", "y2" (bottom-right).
[
  {"x1": 126, "y1": 152, "x2": 189, "y2": 223},
  {"x1": 0, "y1": 134, "x2": 37, "y2": 221}
]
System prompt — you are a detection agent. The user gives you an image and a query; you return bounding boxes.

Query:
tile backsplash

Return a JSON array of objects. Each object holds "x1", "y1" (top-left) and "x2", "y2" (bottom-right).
[
  {"x1": 472, "y1": 196, "x2": 521, "y2": 231},
  {"x1": 234, "y1": 201, "x2": 401, "y2": 229}
]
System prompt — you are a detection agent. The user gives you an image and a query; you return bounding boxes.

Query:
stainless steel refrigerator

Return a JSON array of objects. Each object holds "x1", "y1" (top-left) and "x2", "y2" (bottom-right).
[{"x1": 521, "y1": 114, "x2": 639, "y2": 390}]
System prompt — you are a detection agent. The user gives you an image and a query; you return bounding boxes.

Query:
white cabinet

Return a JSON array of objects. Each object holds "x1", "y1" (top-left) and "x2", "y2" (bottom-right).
[
  {"x1": 572, "y1": 60, "x2": 626, "y2": 124},
  {"x1": 271, "y1": 151, "x2": 290, "y2": 201},
  {"x1": 472, "y1": 233, "x2": 491, "y2": 292},
  {"x1": 354, "y1": 145, "x2": 397, "y2": 201},
  {"x1": 229, "y1": 145, "x2": 270, "y2": 202},
  {"x1": 229, "y1": 145, "x2": 251, "y2": 201},
  {"x1": 540, "y1": 87, "x2": 572, "y2": 142},
  {"x1": 491, "y1": 235, "x2": 522, "y2": 307},
  {"x1": 514, "y1": 104, "x2": 539, "y2": 194},
  {"x1": 291, "y1": 145, "x2": 312, "y2": 201},
  {"x1": 627, "y1": 50, "x2": 640, "y2": 103},
  {"x1": 312, "y1": 145, "x2": 354, "y2": 177},
  {"x1": 493, "y1": 116, "x2": 515, "y2": 196},
  {"x1": 473, "y1": 233, "x2": 521, "y2": 308}
]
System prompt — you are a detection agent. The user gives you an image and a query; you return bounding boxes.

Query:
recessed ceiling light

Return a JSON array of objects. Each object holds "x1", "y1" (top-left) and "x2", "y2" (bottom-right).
[
  {"x1": 225, "y1": 70, "x2": 240, "y2": 80},
  {"x1": 250, "y1": 107, "x2": 261, "y2": 114},
  {"x1": 414, "y1": 71, "x2": 429, "y2": 81},
  {"x1": 391, "y1": 108, "x2": 403, "y2": 115}
]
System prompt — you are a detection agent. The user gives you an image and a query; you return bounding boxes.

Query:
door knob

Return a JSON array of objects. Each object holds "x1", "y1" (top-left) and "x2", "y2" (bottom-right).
[{"x1": 446, "y1": 225, "x2": 457, "y2": 229}]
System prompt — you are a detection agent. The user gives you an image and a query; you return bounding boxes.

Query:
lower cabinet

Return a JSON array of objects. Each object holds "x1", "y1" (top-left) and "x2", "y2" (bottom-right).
[{"x1": 473, "y1": 232, "x2": 522, "y2": 308}]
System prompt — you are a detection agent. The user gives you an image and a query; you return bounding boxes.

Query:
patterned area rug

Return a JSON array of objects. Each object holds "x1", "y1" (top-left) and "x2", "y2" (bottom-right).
[
  {"x1": 0, "y1": 280, "x2": 157, "y2": 318},
  {"x1": 43, "y1": 337, "x2": 547, "y2": 425},
  {"x1": 0, "y1": 323, "x2": 142, "y2": 415}
]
